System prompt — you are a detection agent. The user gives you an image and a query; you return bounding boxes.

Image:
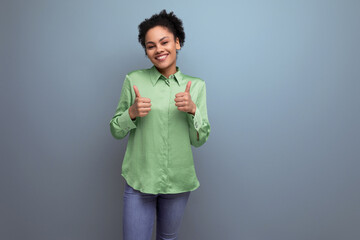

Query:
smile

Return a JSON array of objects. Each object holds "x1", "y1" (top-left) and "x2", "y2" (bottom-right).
[{"x1": 155, "y1": 54, "x2": 168, "y2": 61}]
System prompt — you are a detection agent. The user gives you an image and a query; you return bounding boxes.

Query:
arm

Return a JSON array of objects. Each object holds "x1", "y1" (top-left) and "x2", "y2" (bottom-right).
[
  {"x1": 109, "y1": 74, "x2": 137, "y2": 139},
  {"x1": 187, "y1": 81, "x2": 210, "y2": 147}
]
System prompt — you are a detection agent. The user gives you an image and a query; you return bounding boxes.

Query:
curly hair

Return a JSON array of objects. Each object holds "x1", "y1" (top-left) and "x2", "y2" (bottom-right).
[{"x1": 138, "y1": 9, "x2": 185, "y2": 55}]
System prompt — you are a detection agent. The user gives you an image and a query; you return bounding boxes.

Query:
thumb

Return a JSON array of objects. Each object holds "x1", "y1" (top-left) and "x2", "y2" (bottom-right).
[
  {"x1": 133, "y1": 85, "x2": 141, "y2": 98},
  {"x1": 185, "y1": 81, "x2": 191, "y2": 93}
]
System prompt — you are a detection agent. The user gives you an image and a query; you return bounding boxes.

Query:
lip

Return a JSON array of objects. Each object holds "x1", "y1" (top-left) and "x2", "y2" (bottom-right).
[{"x1": 155, "y1": 53, "x2": 169, "y2": 62}]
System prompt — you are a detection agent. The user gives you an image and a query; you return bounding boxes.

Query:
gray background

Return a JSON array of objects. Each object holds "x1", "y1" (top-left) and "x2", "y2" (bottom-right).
[{"x1": 1, "y1": 0, "x2": 359, "y2": 239}]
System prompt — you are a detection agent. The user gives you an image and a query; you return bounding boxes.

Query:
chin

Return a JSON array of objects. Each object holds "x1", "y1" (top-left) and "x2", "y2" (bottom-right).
[{"x1": 154, "y1": 62, "x2": 169, "y2": 70}]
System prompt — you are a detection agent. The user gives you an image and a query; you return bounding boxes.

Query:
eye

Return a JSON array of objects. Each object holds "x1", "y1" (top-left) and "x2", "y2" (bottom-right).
[
  {"x1": 147, "y1": 46, "x2": 154, "y2": 49},
  {"x1": 162, "y1": 41, "x2": 168, "y2": 45}
]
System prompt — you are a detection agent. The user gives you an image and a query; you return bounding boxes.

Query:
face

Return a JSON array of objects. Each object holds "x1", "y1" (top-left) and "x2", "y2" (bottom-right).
[{"x1": 145, "y1": 26, "x2": 181, "y2": 77}]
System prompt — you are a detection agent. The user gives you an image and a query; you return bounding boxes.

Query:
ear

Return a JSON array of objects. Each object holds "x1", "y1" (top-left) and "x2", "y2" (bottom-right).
[{"x1": 175, "y1": 37, "x2": 181, "y2": 50}]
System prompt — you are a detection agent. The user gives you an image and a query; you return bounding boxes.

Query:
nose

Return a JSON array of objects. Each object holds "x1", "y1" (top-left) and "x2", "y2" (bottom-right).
[{"x1": 156, "y1": 45, "x2": 164, "y2": 54}]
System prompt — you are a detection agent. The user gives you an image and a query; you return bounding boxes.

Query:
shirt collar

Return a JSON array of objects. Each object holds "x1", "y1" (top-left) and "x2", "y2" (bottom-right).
[{"x1": 149, "y1": 65, "x2": 183, "y2": 87}]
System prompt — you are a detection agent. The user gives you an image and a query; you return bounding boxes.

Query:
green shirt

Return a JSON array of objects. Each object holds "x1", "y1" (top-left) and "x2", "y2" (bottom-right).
[{"x1": 109, "y1": 65, "x2": 210, "y2": 194}]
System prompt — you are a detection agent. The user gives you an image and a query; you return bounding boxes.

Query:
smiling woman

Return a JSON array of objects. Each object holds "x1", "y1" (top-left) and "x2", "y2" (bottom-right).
[
  {"x1": 144, "y1": 26, "x2": 181, "y2": 78},
  {"x1": 109, "y1": 9, "x2": 210, "y2": 240}
]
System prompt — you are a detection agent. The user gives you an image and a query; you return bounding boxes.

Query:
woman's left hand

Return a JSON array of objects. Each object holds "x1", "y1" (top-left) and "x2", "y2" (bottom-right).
[{"x1": 174, "y1": 81, "x2": 196, "y2": 115}]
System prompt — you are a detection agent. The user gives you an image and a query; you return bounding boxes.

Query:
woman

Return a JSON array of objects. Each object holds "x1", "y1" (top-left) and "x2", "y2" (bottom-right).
[{"x1": 109, "y1": 9, "x2": 210, "y2": 240}]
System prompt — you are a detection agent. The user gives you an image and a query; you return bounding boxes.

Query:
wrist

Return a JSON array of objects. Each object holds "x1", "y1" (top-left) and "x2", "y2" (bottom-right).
[
  {"x1": 128, "y1": 107, "x2": 136, "y2": 120},
  {"x1": 189, "y1": 104, "x2": 196, "y2": 116}
]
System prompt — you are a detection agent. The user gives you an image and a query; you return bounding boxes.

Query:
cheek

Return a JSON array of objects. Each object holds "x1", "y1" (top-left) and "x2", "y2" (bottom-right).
[
  {"x1": 169, "y1": 46, "x2": 177, "y2": 54},
  {"x1": 146, "y1": 50, "x2": 154, "y2": 58}
]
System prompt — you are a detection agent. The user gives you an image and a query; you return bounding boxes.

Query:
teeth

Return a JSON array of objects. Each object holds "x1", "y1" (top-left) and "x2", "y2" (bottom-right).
[{"x1": 157, "y1": 55, "x2": 167, "y2": 60}]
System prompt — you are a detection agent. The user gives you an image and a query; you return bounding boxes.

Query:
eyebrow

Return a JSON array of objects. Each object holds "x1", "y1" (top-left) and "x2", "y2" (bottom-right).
[{"x1": 145, "y1": 36, "x2": 169, "y2": 45}]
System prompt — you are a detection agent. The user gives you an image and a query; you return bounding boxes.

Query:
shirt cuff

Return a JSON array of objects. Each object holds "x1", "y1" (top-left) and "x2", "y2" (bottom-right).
[
  {"x1": 187, "y1": 106, "x2": 202, "y2": 132},
  {"x1": 116, "y1": 108, "x2": 137, "y2": 132}
]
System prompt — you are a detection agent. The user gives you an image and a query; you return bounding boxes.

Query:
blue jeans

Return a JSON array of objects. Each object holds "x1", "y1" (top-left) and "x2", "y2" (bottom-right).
[{"x1": 122, "y1": 181, "x2": 191, "y2": 240}]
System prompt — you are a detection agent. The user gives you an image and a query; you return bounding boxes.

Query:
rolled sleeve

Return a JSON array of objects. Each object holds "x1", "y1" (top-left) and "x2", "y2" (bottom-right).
[
  {"x1": 116, "y1": 108, "x2": 137, "y2": 132},
  {"x1": 187, "y1": 81, "x2": 210, "y2": 147},
  {"x1": 110, "y1": 75, "x2": 137, "y2": 139},
  {"x1": 187, "y1": 107, "x2": 202, "y2": 132}
]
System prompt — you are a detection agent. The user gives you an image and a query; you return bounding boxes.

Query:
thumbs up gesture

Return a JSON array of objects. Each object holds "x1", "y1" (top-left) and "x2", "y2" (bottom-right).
[
  {"x1": 174, "y1": 81, "x2": 196, "y2": 115},
  {"x1": 129, "y1": 85, "x2": 152, "y2": 119}
]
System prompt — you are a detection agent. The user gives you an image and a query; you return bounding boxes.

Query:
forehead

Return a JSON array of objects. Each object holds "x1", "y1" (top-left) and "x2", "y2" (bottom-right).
[{"x1": 145, "y1": 26, "x2": 174, "y2": 42}]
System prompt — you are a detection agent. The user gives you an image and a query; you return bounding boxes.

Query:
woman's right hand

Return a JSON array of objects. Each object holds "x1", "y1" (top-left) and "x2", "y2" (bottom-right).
[{"x1": 128, "y1": 85, "x2": 151, "y2": 120}]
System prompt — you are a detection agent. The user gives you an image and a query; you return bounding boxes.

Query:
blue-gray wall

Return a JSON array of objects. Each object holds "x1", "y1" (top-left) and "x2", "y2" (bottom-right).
[{"x1": 1, "y1": 0, "x2": 359, "y2": 239}]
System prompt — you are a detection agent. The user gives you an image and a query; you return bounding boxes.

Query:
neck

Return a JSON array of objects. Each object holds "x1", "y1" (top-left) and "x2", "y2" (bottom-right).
[{"x1": 156, "y1": 65, "x2": 177, "y2": 79}]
